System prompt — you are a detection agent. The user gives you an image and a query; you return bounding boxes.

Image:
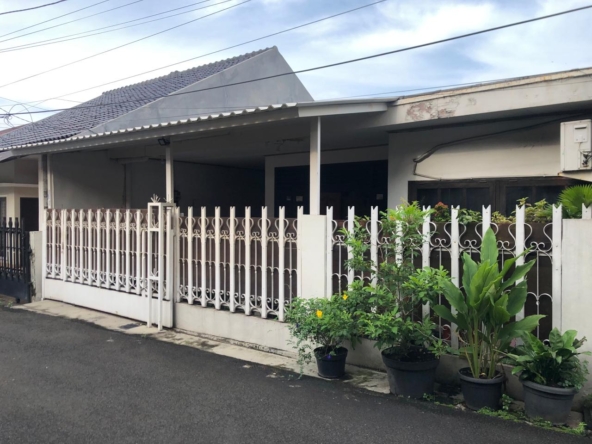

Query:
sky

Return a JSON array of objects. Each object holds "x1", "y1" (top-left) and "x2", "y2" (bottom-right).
[{"x1": 0, "y1": 0, "x2": 591, "y2": 128}]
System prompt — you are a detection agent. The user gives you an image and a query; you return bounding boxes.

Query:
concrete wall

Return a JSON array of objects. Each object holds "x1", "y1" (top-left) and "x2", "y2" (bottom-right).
[
  {"x1": 0, "y1": 158, "x2": 38, "y2": 184},
  {"x1": 0, "y1": 185, "x2": 38, "y2": 219},
  {"x1": 50, "y1": 150, "x2": 125, "y2": 209},
  {"x1": 87, "y1": 48, "x2": 314, "y2": 133},
  {"x1": 129, "y1": 160, "x2": 264, "y2": 212},
  {"x1": 29, "y1": 231, "x2": 42, "y2": 302},
  {"x1": 561, "y1": 218, "x2": 592, "y2": 400},
  {"x1": 388, "y1": 120, "x2": 562, "y2": 207}
]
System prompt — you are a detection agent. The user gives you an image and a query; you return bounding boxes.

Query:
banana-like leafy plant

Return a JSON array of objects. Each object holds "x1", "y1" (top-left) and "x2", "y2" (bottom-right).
[
  {"x1": 433, "y1": 228, "x2": 544, "y2": 379},
  {"x1": 559, "y1": 184, "x2": 592, "y2": 219}
]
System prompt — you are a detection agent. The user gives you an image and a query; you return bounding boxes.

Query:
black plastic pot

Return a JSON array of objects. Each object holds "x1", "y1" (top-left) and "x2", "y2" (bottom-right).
[
  {"x1": 382, "y1": 350, "x2": 439, "y2": 398},
  {"x1": 314, "y1": 347, "x2": 348, "y2": 379},
  {"x1": 522, "y1": 380, "x2": 577, "y2": 425},
  {"x1": 459, "y1": 368, "x2": 504, "y2": 411}
]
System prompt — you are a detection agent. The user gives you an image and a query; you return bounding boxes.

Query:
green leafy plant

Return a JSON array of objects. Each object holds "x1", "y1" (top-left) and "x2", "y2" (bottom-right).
[
  {"x1": 516, "y1": 198, "x2": 553, "y2": 223},
  {"x1": 505, "y1": 329, "x2": 589, "y2": 390},
  {"x1": 286, "y1": 295, "x2": 356, "y2": 371},
  {"x1": 344, "y1": 202, "x2": 450, "y2": 361},
  {"x1": 433, "y1": 228, "x2": 543, "y2": 379},
  {"x1": 559, "y1": 184, "x2": 592, "y2": 219},
  {"x1": 491, "y1": 211, "x2": 515, "y2": 224},
  {"x1": 457, "y1": 209, "x2": 482, "y2": 224},
  {"x1": 432, "y1": 202, "x2": 450, "y2": 223}
]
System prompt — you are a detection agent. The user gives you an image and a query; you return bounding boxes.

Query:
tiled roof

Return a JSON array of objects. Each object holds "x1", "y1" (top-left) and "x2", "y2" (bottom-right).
[{"x1": 0, "y1": 48, "x2": 271, "y2": 150}]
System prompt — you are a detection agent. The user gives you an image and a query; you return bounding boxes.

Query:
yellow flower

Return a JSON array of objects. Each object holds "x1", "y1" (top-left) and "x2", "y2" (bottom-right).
[
  {"x1": 342, "y1": 293, "x2": 348, "y2": 300},
  {"x1": 316, "y1": 310, "x2": 323, "y2": 318}
]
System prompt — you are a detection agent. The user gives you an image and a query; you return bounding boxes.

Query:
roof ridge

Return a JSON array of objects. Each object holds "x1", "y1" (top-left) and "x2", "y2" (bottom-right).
[{"x1": 102, "y1": 47, "x2": 274, "y2": 94}]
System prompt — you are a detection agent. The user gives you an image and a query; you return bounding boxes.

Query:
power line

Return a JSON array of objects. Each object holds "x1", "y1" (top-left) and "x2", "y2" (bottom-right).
[
  {"x1": 0, "y1": 0, "x2": 109, "y2": 40},
  {"x1": 0, "y1": 0, "x2": 249, "y2": 90},
  {"x1": 23, "y1": 0, "x2": 388, "y2": 107},
  {"x1": 3, "y1": 2, "x2": 591, "y2": 117},
  {"x1": 0, "y1": 0, "x2": 68, "y2": 17},
  {"x1": 0, "y1": 1, "x2": 143, "y2": 46},
  {"x1": 0, "y1": 0, "x2": 216, "y2": 53}
]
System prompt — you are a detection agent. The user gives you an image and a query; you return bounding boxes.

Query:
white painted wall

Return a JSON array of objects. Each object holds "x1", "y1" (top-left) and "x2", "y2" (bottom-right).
[
  {"x1": 129, "y1": 160, "x2": 264, "y2": 212},
  {"x1": 388, "y1": 120, "x2": 562, "y2": 207},
  {"x1": 0, "y1": 158, "x2": 37, "y2": 185},
  {"x1": 0, "y1": 184, "x2": 38, "y2": 219},
  {"x1": 51, "y1": 150, "x2": 125, "y2": 209}
]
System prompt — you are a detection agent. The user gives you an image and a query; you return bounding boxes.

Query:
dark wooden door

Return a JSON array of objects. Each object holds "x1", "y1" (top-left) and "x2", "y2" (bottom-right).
[{"x1": 20, "y1": 198, "x2": 38, "y2": 231}]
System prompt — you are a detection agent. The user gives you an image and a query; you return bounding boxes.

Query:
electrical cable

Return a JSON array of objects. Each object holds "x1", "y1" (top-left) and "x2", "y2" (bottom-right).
[
  {"x1": 0, "y1": 0, "x2": 217, "y2": 53},
  {"x1": 0, "y1": 0, "x2": 249, "y2": 90},
  {"x1": 3, "y1": 3, "x2": 592, "y2": 117},
  {"x1": 0, "y1": 1, "x2": 68, "y2": 17}
]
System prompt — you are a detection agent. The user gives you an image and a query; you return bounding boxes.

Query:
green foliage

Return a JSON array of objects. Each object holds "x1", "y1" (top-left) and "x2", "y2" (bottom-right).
[
  {"x1": 433, "y1": 228, "x2": 543, "y2": 379},
  {"x1": 343, "y1": 202, "x2": 450, "y2": 360},
  {"x1": 505, "y1": 328, "x2": 589, "y2": 390},
  {"x1": 559, "y1": 184, "x2": 592, "y2": 219},
  {"x1": 286, "y1": 295, "x2": 357, "y2": 370},
  {"x1": 457, "y1": 209, "x2": 482, "y2": 224},
  {"x1": 516, "y1": 198, "x2": 553, "y2": 223},
  {"x1": 432, "y1": 202, "x2": 450, "y2": 223},
  {"x1": 491, "y1": 211, "x2": 515, "y2": 224}
]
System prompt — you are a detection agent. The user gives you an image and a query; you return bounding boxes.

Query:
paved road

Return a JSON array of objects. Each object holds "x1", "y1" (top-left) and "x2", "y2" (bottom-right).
[{"x1": 0, "y1": 308, "x2": 585, "y2": 443}]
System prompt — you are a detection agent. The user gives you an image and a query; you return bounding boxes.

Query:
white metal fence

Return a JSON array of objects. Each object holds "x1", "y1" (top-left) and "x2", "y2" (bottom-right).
[
  {"x1": 328, "y1": 205, "x2": 572, "y2": 345},
  {"x1": 177, "y1": 206, "x2": 300, "y2": 322}
]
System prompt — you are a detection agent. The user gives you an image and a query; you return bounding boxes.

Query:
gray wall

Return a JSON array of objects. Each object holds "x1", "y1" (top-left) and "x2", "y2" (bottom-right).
[
  {"x1": 51, "y1": 151, "x2": 125, "y2": 209},
  {"x1": 0, "y1": 158, "x2": 37, "y2": 184},
  {"x1": 88, "y1": 48, "x2": 314, "y2": 133},
  {"x1": 130, "y1": 160, "x2": 264, "y2": 213}
]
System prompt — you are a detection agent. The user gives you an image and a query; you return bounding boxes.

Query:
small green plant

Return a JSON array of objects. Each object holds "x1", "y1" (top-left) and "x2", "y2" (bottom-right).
[
  {"x1": 516, "y1": 198, "x2": 553, "y2": 223},
  {"x1": 286, "y1": 295, "x2": 357, "y2": 372},
  {"x1": 422, "y1": 393, "x2": 436, "y2": 402},
  {"x1": 344, "y1": 203, "x2": 451, "y2": 361},
  {"x1": 432, "y1": 202, "x2": 449, "y2": 223},
  {"x1": 501, "y1": 394, "x2": 513, "y2": 412},
  {"x1": 457, "y1": 208, "x2": 482, "y2": 224},
  {"x1": 559, "y1": 184, "x2": 592, "y2": 218},
  {"x1": 433, "y1": 228, "x2": 543, "y2": 379},
  {"x1": 505, "y1": 329, "x2": 590, "y2": 390}
]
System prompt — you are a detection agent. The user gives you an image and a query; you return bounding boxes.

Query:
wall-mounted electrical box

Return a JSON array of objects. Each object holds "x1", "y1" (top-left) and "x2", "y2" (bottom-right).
[{"x1": 561, "y1": 120, "x2": 592, "y2": 171}]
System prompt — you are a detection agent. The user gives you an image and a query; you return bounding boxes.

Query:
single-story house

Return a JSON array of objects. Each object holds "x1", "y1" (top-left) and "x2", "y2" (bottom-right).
[{"x1": 1, "y1": 48, "x2": 591, "y2": 378}]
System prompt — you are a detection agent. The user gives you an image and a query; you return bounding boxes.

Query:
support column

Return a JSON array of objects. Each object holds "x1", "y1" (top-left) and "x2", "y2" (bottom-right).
[
  {"x1": 309, "y1": 117, "x2": 321, "y2": 216},
  {"x1": 165, "y1": 145, "x2": 174, "y2": 204}
]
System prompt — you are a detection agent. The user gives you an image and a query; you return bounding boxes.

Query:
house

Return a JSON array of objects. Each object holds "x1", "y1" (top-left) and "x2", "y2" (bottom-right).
[{"x1": 1, "y1": 49, "x2": 591, "y2": 376}]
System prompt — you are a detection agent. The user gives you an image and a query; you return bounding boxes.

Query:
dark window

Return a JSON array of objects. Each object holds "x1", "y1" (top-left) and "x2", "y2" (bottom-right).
[{"x1": 409, "y1": 177, "x2": 582, "y2": 215}]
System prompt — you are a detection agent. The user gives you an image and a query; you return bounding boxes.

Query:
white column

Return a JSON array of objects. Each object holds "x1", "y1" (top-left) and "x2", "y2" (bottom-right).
[
  {"x1": 165, "y1": 145, "x2": 174, "y2": 204},
  {"x1": 309, "y1": 117, "x2": 321, "y2": 216},
  {"x1": 298, "y1": 215, "x2": 327, "y2": 299}
]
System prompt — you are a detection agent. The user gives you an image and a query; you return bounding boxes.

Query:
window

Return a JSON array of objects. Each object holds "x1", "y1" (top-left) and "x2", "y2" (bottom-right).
[{"x1": 409, "y1": 177, "x2": 582, "y2": 215}]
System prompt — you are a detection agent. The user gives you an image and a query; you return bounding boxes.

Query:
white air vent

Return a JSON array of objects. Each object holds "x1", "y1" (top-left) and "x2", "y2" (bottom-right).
[{"x1": 561, "y1": 120, "x2": 592, "y2": 171}]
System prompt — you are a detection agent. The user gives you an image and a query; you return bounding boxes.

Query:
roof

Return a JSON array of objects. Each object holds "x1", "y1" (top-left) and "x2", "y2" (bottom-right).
[
  {"x1": 0, "y1": 48, "x2": 271, "y2": 149},
  {"x1": 0, "y1": 127, "x2": 18, "y2": 136}
]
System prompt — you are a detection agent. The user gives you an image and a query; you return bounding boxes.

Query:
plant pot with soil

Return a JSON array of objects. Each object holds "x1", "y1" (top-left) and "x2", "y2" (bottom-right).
[
  {"x1": 506, "y1": 329, "x2": 590, "y2": 425},
  {"x1": 286, "y1": 295, "x2": 357, "y2": 379},
  {"x1": 433, "y1": 228, "x2": 543, "y2": 411},
  {"x1": 343, "y1": 204, "x2": 449, "y2": 398}
]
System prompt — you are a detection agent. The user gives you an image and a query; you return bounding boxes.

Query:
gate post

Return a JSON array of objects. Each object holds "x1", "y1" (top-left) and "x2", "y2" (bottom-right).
[{"x1": 147, "y1": 198, "x2": 176, "y2": 330}]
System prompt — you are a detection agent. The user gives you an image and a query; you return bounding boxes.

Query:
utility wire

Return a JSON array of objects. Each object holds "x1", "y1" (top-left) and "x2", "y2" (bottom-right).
[
  {"x1": 0, "y1": 0, "x2": 109, "y2": 40},
  {"x1": 3, "y1": 2, "x2": 591, "y2": 117},
  {"x1": 0, "y1": 1, "x2": 142, "y2": 45},
  {"x1": 0, "y1": 0, "x2": 217, "y2": 53},
  {"x1": 0, "y1": 0, "x2": 68, "y2": 17},
  {"x1": 24, "y1": 0, "x2": 388, "y2": 107},
  {"x1": 0, "y1": 0, "x2": 249, "y2": 90}
]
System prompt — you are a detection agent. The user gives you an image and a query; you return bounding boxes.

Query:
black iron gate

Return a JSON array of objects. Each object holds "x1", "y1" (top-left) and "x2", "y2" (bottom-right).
[{"x1": 0, "y1": 218, "x2": 31, "y2": 303}]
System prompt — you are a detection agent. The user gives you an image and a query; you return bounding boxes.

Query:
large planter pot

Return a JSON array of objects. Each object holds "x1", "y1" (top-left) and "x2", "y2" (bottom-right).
[
  {"x1": 522, "y1": 380, "x2": 577, "y2": 425},
  {"x1": 382, "y1": 349, "x2": 439, "y2": 399},
  {"x1": 314, "y1": 347, "x2": 348, "y2": 379},
  {"x1": 459, "y1": 368, "x2": 504, "y2": 411}
]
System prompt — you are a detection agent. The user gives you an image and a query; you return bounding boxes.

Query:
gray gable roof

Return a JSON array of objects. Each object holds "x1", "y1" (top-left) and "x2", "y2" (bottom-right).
[{"x1": 0, "y1": 48, "x2": 271, "y2": 150}]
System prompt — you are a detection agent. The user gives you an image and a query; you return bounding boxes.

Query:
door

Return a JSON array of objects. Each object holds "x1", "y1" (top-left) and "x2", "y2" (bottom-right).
[{"x1": 20, "y1": 198, "x2": 39, "y2": 231}]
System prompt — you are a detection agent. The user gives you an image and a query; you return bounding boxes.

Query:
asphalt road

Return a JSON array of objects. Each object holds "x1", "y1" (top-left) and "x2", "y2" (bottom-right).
[{"x1": 0, "y1": 308, "x2": 586, "y2": 444}]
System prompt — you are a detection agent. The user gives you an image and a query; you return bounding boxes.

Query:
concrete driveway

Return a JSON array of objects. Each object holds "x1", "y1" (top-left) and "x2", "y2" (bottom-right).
[{"x1": 0, "y1": 308, "x2": 585, "y2": 443}]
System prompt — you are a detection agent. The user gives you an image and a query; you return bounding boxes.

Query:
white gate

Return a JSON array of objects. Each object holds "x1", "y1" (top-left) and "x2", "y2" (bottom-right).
[{"x1": 43, "y1": 200, "x2": 176, "y2": 329}]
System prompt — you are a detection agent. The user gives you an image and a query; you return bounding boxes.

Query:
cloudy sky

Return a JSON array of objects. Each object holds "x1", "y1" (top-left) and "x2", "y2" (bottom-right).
[{"x1": 0, "y1": 0, "x2": 591, "y2": 127}]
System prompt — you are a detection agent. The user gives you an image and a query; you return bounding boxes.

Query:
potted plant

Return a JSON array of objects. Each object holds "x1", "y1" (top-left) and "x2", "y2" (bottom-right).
[
  {"x1": 286, "y1": 294, "x2": 356, "y2": 379},
  {"x1": 505, "y1": 329, "x2": 589, "y2": 425},
  {"x1": 433, "y1": 228, "x2": 543, "y2": 410},
  {"x1": 345, "y1": 203, "x2": 449, "y2": 398},
  {"x1": 582, "y1": 394, "x2": 592, "y2": 430}
]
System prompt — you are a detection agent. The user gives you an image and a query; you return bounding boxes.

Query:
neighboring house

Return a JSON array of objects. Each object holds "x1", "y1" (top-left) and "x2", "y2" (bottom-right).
[
  {"x1": 0, "y1": 127, "x2": 38, "y2": 230},
  {"x1": 1, "y1": 49, "x2": 591, "y2": 367}
]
